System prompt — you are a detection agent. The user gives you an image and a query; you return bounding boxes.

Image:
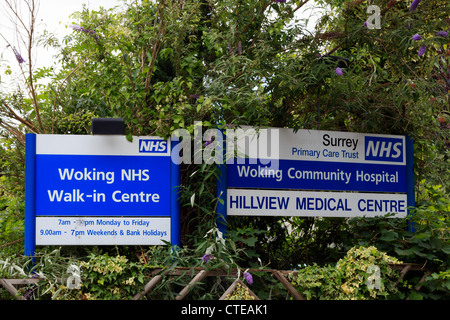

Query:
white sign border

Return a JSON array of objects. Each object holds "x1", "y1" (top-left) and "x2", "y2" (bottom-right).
[{"x1": 36, "y1": 134, "x2": 170, "y2": 156}]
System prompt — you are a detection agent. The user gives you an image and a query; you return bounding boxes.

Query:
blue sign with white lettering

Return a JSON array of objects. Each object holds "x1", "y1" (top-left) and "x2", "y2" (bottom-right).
[
  {"x1": 24, "y1": 134, "x2": 180, "y2": 253},
  {"x1": 139, "y1": 139, "x2": 168, "y2": 153},
  {"x1": 227, "y1": 158, "x2": 406, "y2": 193},
  {"x1": 364, "y1": 136, "x2": 404, "y2": 162},
  {"x1": 35, "y1": 154, "x2": 171, "y2": 216}
]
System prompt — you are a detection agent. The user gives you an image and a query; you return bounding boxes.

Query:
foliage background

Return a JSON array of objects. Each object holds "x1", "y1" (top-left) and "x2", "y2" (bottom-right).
[{"x1": 0, "y1": 0, "x2": 449, "y2": 299}]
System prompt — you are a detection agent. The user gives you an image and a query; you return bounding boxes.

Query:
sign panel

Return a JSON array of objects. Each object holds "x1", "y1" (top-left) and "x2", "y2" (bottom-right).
[
  {"x1": 224, "y1": 127, "x2": 413, "y2": 218},
  {"x1": 36, "y1": 217, "x2": 170, "y2": 245},
  {"x1": 227, "y1": 189, "x2": 408, "y2": 217},
  {"x1": 25, "y1": 134, "x2": 179, "y2": 251},
  {"x1": 228, "y1": 159, "x2": 406, "y2": 193},
  {"x1": 35, "y1": 154, "x2": 170, "y2": 216}
]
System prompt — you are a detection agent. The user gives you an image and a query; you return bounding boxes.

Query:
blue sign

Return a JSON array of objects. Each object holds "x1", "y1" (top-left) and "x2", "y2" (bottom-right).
[
  {"x1": 228, "y1": 159, "x2": 406, "y2": 193},
  {"x1": 25, "y1": 134, "x2": 180, "y2": 254},
  {"x1": 35, "y1": 154, "x2": 171, "y2": 216}
]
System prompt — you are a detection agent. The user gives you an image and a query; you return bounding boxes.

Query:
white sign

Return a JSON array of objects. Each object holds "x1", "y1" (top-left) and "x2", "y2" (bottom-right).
[{"x1": 227, "y1": 189, "x2": 407, "y2": 218}]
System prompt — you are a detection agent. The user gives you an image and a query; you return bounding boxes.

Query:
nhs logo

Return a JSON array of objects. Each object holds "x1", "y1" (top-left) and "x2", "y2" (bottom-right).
[
  {"x1": 139, "y1": 139, "x2": 168, "y2": 153},
  {"x1": 364, "y1": 136, "x2": 404, "y2": 162}
]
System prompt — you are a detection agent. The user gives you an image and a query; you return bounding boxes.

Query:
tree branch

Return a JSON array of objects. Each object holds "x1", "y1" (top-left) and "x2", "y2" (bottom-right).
[
  {"x1": 25, "y1": 0, "x2": 45, "y2": 133},
  {"x1": 1, "y1": 101, "x2": 39, "y2": 133},
  {"x1": 2, "y1": 0, "x2": 45, "y2": 133},
  {"x1": 144, "y1": 0, "x2": 165, "y2": 92}
]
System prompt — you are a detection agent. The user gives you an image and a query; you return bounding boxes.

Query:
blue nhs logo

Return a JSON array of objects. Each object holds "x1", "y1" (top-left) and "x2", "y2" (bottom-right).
[
  {"x1": 364, "y1": 136, "x2": 404, "y2": 162},
  {"x1": 139, "y1": 139, "x2": 168, "y2": 153}
]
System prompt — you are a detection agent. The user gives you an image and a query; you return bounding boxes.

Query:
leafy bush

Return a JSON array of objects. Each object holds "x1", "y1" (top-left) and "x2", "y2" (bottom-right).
[
  {"x1": 224, "y1": 283, "x2": 257, "y2": 300},
  {"x1": 72, "y1": 253, "x2": 147, "y2": 300},
  {"x1": 424, "y1": 269, "x2": 450, "y2": 299},
  {"x1": 289, "y1": 246, "x2": 402, "y2": 300},
  {"x1": 1, "y1": 248, "x2": 150, "y2": 300},
  {"x1": 347, "y1": 182, "x2": 449, "y2": 299}
]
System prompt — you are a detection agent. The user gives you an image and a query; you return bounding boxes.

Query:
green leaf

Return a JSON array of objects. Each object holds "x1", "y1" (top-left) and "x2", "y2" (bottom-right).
[
  {"x1": 441, "y1": 245, "x2": 450, "y2": 255},
  {"x1": 394, "y1": 248, "x2": 415, "y2": 256},
  {"x1": 429, "y1": 237, "x2": 442, "y2": 250},
  {"x1": 380, "y1": 230, "x2": 398, "y2": 241},
  {"x1": 408, "y1": 291, "x2": 424, "y2": 300}
]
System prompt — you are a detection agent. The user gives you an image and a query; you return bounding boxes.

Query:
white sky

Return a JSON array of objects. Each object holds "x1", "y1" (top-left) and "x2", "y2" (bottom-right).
[
  {"x1": 38, "y1": 0, "x2": 119, "y2": 33},
  {"x1": 36, "y1": 0, "x2": 121, "y2": 65}
]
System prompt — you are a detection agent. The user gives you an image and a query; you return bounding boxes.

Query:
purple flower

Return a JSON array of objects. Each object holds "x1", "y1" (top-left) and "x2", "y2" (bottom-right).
[
  {"x1": 202, "y1": 254, "x2": 214, "y2": 262},
  {"x1": 69, "y1": 24, "x2": 98, "y2": 38},
  {"x1": 69, "y1": 24, "x2": 86, "y2": 32},
  {"x1": 436, "y1": 31, "x2": 449, "y2": 37},
  {"x1": 406, "y1": 23, "x2": 412, "y2": 30},
  {"x1": 412, "y1": 34, "x2": 422, "y2": 41},
  {"x1": 205, "y1": 135, "x2": 214, "y2": 147},
  {"x1": 409, "y1": 0, "x2": 422, "y2": 12},
  {"x1": 227, "y1": 42, "x2": 234, "y2": 54},
  {"x1": 243, "y1": 272, "x2": 253, "y2": 285},
  {"x1": 274, "y1": 0, "x2": 286, "y2": 2},
  {"x1": 364, "y1": 21, "x2": 368, "y2": 28},
  {"x1": 335, "y1": 67, "x2": 343, "y2": 76},
  {"x1": 418, "y1": 45, "x2": 427, "y2": 57},
  {"x1": 190, "y1": 94, "x2": 200, "y2": 99},
  {"x1": 85, "y1": 28, "x2": 97, "y2": 37},
  {"x1": 12, "y1": 47, "x2": 25, "y2": 64}
]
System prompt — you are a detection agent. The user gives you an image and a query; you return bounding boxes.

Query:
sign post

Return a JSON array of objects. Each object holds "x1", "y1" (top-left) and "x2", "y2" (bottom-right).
[
  {"x1": 24, "y1": 134, "x2": 36, "y2": 257},
  {"x1": 25, "y1": 134, "x2": 180, "y2": 256}
]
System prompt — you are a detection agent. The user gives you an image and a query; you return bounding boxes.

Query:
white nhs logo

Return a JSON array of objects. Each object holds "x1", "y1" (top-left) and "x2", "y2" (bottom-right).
[
  {"x1": 365, "y1": 136, "x2": 403, "y2": 162},
  {"x1": 139, "y1": 139, "x2": 167, "y2": 153}
]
